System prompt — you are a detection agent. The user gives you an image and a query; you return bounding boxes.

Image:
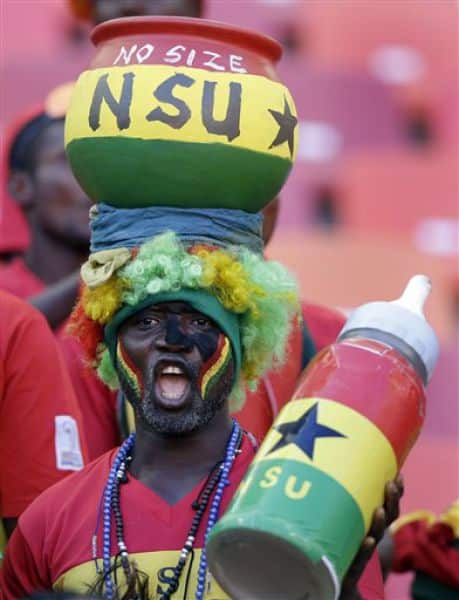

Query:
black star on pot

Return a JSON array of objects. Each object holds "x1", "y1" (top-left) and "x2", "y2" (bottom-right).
[
  {"x1": 267, "y1": 403, "x2": 346, "y2": 460},
  {"x1": 268, "y1": 96, "x2": 298, "y2": 158}
]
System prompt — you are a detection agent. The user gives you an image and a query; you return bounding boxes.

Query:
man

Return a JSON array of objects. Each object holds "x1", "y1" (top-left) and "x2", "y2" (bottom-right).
[
  {"x1": 0, "y1": 291, "x2": 87, "y2": 555},
  {"x1": 1, "y1": 227, "x2": 399, "y2": 598},
  {"x1": 0, "y1": 86, "x2": 121, "y2": 461},
  {"x1": 0, "y1": 83, "x2": 91, "y2": 327},
  {"x1": 69, "y1": 0, "x2": 203, "y2": 24}
]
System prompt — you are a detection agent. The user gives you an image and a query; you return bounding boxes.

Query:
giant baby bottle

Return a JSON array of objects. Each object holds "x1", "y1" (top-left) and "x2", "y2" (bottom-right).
[{"x1": 207, "y1": 275, "x2": 439, "y2": 600}]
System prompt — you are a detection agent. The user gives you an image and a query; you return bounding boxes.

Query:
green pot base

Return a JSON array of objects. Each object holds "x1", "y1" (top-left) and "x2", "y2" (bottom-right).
[{"x1": 67, "y1": 137, "x2": 292, "y2": 212}]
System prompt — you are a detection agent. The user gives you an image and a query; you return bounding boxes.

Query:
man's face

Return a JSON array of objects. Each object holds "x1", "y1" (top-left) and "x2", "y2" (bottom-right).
[
  {"x1": 33, "y1": 121, "x2": 91, "y2": 249},
  {"x1": 117, "y1": 301, "x2": 234, "y2": 435},
  {"x1": 91, "y1": 0, "x2": 202, "y2": 24}
]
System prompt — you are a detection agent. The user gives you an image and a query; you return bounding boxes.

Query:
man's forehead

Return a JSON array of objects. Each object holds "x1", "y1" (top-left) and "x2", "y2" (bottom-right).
[{"x1": 144, "y1": 301, "x2": 204, "y2": 315}]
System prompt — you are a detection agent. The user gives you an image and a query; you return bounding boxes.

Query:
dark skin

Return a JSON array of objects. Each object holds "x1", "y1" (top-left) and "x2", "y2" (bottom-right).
[
  {"x1": 90, "y1": 0, "x2": 203, "y2": 24},
  {"x1": 118, "y1": 300, "x2": 404, "y2": 598},
  {"x1": 8, "y1": 120, "x2": 91, "y2": 327},
  {"x1": 262, "y1": 196, "x2": 280, "y2": 246}
]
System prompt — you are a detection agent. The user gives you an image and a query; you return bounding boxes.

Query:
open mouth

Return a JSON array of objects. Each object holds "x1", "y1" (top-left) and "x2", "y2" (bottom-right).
[{"x1": 154, "y1": 361, "x2": 191, "y2": 409}]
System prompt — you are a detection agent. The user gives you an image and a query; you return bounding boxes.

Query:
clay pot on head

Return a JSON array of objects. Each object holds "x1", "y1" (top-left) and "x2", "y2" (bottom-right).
[{"x1": 65, "y1": 17, "x2": 298, "y2": 211}]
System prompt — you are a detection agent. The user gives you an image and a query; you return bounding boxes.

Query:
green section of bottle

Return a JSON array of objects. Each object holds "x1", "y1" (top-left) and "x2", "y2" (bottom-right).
[{"x1": 209, "y1": 458, "x2": 365, "y2": 581}]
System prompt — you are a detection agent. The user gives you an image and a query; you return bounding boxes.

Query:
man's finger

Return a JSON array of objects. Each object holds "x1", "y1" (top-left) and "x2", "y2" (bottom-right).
[
  {"x1": 384, "y1": 481, "x2": 402, "y2": 525},
  {"x1": 395, "y1": 474, "x2": 404, "y2": 498},
  {"x1": 369, "y1": 507, "x2": 386, "y2": 543},
  {"x1": 340, "y1": 537, "x2": 375, "y2": 598}
]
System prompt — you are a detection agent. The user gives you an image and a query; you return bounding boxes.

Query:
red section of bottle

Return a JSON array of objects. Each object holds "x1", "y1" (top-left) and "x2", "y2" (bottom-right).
[
  {"x1": 90, "y1": 17, "x2": 281, "y2": 78},
  {"x1": 293, "y1": 338, "x2": 426, "y2": 467}
]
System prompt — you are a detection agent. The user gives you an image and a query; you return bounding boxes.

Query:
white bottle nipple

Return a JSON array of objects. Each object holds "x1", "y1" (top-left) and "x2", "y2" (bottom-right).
[{"x1": 392, "y1": 274, "x2": 432, "y2": 319}]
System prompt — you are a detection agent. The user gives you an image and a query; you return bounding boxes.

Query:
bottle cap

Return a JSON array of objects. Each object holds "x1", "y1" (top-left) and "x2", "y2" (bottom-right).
[{"x1": 339, "y1": 275, "x2": 439, "y2": 382}]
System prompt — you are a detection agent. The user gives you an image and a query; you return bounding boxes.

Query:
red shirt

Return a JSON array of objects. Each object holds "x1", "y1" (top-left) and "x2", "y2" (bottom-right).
[
  {"x1": 0, "y1": 257, "x2": 118, "y2": 461},
  {"x1": 234, "y1": 302, "x2": 346, "y2": 441},
  {"x1": 0, "y1": 256, "x2": 44, "y2": 299},
  {"x1": 59, "y1": 334, "x2": 120, "y2": 459},
  {"x1": 0, "y1": 436, "x2": 255, "y2": 598},
  {"x1": 0, "y1": 291, "x2": 88, "y2": 520},
  {"x1": 0, "y1": 193, "x2": 29, "y2": 255},
  {"x1": 1, "y1": 434, "x2": 383, "y2": 599}
]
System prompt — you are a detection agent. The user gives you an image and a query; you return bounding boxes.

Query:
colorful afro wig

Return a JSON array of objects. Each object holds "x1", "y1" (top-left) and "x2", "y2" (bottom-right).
[{"x1": 70, "y1": 231, "x2": 299, "y2": 410}]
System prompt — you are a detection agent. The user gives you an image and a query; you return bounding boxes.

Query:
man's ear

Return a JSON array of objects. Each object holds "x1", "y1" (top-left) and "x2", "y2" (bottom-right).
[{"x1": 8, "y1": 171, "x2": 35, "y2": 209}]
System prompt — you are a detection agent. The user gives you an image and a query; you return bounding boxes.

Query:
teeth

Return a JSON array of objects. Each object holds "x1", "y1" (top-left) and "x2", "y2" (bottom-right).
[
  {"x1": 162, "y1": 365, "x2": 185, "y2": 375},
  {"x1": 162, "y1": 390, "x2": 182, "y2": 400}
]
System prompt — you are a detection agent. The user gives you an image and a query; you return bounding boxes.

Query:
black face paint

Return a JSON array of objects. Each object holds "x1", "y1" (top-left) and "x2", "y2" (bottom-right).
[
  {"x1": 164, "y1": 315, "x2": 194, "y2": 350},
  {"x1": 164, "y1": 314, "x2": 220, "y2": 361}
]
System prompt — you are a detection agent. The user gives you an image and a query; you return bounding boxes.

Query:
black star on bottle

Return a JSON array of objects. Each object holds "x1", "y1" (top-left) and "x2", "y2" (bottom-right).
[
  {"x1": 267, "y1": 403, "x2": 346, "y2": 460},
  {"x1": 268, "y1": 97, "x2": 298, "y2": 158}
]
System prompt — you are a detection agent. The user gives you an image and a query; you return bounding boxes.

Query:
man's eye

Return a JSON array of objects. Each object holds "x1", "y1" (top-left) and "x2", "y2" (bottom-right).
[
  {"x1": 138, "y1": 316, "x2": 159, "y2": 327},
  {"x1": 192, "y1": 318, "x2": 210, "y2": 329}
]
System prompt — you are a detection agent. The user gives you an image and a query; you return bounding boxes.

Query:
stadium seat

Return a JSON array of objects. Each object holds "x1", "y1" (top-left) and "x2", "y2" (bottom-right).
[
  {"x1": 299, "y1": 2, "x2": 458, "y2": 145},
  {"x1": 208, "y1": 0, "x2": 301, "y2": 47},
  {"x1": 279, "y1": 62, "x2": 405, "y2": 152},
  {"x1": 299, "y1": 1, "x2": 457, "y2": 87},
  {"x1": 268, "y1": 229, "x2": 455, "y2": 342},
  {"x1": 336, "y1": 151, "x2": 458, "y2": 240},
  {"x1": 276, "y1": 63, "x2": 404, "y2": 229}
]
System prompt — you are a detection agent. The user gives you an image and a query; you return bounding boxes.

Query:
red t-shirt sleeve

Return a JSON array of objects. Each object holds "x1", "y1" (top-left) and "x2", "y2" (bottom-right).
[
  {"x1": 392, "y1": 520, "x2": 459, "y2": 588},
  {"x1": 0, "y1": 292, "x2": 88, "y2": 517},
  {"x1": 0, "y1": 524, "x2": 48, "y2": 599},
  {"x1": 302, "y1": 301, "x2": 346, "y2": 352}
]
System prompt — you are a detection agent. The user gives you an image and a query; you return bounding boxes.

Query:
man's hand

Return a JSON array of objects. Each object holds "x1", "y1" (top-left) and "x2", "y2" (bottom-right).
[{"x1": 339, "y1": 475, "x2": 404, "y2": 600}]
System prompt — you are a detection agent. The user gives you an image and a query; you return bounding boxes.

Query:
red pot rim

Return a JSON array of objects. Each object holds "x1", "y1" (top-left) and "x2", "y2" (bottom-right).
[{"x1": 91, "y1": 16, "x2": 282, "y2": 63}]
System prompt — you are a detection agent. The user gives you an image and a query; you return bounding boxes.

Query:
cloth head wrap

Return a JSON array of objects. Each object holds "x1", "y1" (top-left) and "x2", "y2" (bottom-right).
[
  {"x1": 89, "y1": 204, "x2": 263, "y2": 254},
  {"x1": 81, "y1": 204, "x2": 264, "y2": 288}
]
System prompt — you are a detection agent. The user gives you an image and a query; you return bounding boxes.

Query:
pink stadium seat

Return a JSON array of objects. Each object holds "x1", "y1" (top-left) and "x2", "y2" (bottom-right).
[
  {"x1": 3, "y1": 0, "x2": 73, "y2": 60},
  {"x1": 267, "y1": 229, "x2": 456, "y2": 343},
  {"x1": 299, "y1": 2, "x2": 458, "y2": 145},
  {"x1": 300, "y1": 1, "x2": 457, "y2": 86},
  {"x1": 277, "y1": 162, "x2": 336, "y2": 229},
  {"x1": 430, "y1": 81, "x2": 459, "y2": 149},
  {"x1": 279, "y1": 61, "x2": 404, "y2": 151},
  {"x1": 1, "y1": 0, "x2": 90, "y2": 128},
  {"x1": 336, "y1": 151, "x2": 458, "y2": 238},
  {"x1": 276, "y1": 63, "x2": 404, "y2": 229},
  {"x1": 1, "y1": 60, "x2": 83, "y2": 127},
  {"x1": 207, "y1": 0, "x2": 300, "y2": 45}
]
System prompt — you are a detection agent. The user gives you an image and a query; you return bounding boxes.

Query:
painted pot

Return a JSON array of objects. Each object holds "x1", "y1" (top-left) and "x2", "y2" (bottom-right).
[{"x1": 65, "y1": 17, "x2": 298, "y2": 211}]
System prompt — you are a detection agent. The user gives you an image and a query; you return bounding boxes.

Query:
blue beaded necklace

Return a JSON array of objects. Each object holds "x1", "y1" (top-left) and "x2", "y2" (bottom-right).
[{"x1": 92, "y1": 421, "x2": 242, "y2": 600}]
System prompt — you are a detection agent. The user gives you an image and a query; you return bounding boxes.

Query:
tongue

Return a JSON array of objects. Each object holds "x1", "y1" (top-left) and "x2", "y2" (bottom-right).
[{"x1": 158, "y1": 375, "x2": 188, "y2": 400}]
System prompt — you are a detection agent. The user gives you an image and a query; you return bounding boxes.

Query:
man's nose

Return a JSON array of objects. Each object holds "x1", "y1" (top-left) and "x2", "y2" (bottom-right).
[{"x1": 156, "y1": 317, "x2": 193, "y2": 352}]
